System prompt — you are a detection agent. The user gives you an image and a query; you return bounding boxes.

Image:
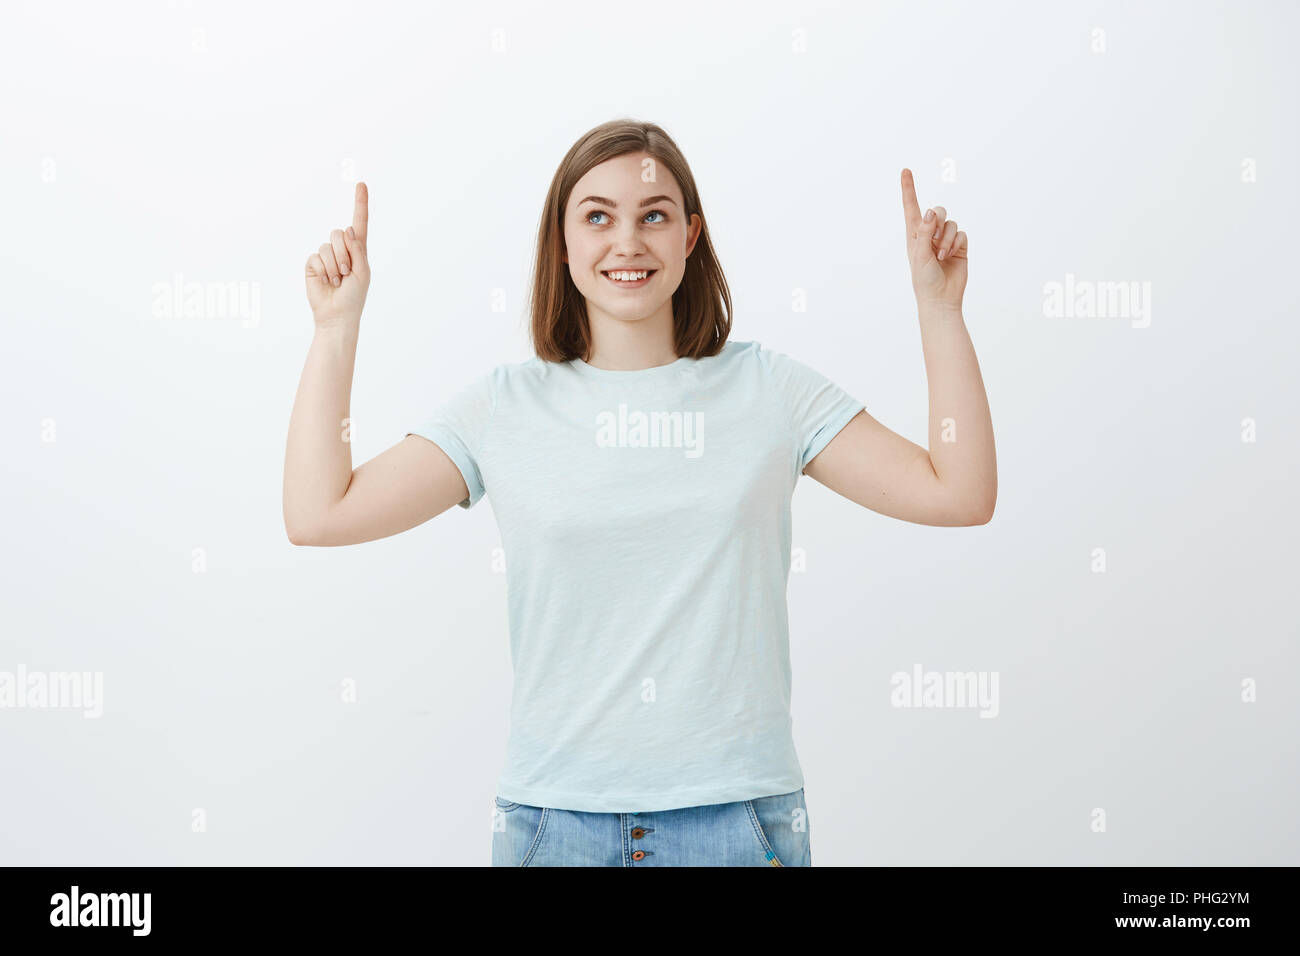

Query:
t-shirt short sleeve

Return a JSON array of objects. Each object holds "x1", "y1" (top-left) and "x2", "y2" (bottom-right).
[
  {"x1": 404, "y1": 370, "x2": 496, "y2": 509},
  {"x1": 758, "y1": 344, "x2": 866, "y2": 473}
]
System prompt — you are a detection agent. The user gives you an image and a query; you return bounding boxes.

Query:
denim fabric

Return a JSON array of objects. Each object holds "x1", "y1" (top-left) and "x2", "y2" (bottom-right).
[{"x1": 491, "y1": 788, "x2": 811, "y2": 866}]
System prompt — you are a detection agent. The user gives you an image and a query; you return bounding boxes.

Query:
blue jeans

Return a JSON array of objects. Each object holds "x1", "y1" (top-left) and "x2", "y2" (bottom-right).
[{"x1": 491, "y1": 788, "x2": 811, "y2": 866}]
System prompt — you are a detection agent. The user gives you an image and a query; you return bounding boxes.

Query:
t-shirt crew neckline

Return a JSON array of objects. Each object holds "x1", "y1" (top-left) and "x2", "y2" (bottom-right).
[{"x1": 568, "y1": 353, "x2": 696, "y2": 380}]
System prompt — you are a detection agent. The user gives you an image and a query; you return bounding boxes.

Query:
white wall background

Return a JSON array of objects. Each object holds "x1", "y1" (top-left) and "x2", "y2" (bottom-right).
[{"x1": 1, "y1": 0, "x2": 1295, "y2": 866}]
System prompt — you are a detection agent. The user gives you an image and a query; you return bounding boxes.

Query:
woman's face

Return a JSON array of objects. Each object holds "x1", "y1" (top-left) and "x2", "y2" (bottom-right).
[{"x1": 562, "y1": 151, "x2": 702, "y2": 329}]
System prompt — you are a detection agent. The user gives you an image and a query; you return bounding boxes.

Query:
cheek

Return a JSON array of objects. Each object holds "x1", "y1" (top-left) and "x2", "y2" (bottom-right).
[
  {"x1": 565, "y1": 237, "x2": 596, "y2": 270},
  {"x1": 657, "y1": 234, "x2": 686, "y2": 264}
]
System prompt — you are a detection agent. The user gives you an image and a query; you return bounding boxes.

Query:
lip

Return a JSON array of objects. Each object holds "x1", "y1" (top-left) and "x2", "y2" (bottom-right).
[{"x1": 601, "y1": 269, "x2": 657, "y2": 289}]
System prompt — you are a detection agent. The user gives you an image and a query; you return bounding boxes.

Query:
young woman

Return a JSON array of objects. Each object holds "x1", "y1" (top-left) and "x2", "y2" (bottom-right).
[{"x1": 283, "y1": 119, "x2": 996, "y2": 867}]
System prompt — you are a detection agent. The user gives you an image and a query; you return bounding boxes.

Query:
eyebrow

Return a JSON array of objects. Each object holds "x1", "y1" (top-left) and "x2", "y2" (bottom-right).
[{"x1": 576, "y1": 194, "x2": 677, "y2": 208}]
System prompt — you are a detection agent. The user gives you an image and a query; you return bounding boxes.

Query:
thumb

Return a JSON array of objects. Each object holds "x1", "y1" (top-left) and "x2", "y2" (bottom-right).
[
  {"x1": 344, "y1": 226, "x2": 369, "y2": 275},
  {"x1": 909, "y1": 217, "x2": 937, "y2": 269}
]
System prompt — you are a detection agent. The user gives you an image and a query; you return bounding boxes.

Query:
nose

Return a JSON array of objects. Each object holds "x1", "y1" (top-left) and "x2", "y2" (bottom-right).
[{"x1": 610, "y1": 218, "x2": 648, "y2": 254}]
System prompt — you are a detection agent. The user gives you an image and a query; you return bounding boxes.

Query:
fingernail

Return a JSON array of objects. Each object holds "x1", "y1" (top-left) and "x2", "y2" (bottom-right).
[
  {"x1": 333, "y1": 276, "x2": 340, "y2": 287},
  {"x1": 346, "y1": 226, "x2": 355, "y2": 239},
  {"x1": 341, "y1": 263, "x2": 349, "y2": 275},
  {"x1": 938, "y1": 249, "x2": 946, "y2": 260},
  {"x1": 924, "y1": 210, "x2": 934, "y2": 222}
]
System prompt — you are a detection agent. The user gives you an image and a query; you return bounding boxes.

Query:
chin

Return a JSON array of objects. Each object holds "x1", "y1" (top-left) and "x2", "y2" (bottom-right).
[{"x1": 605, "y1": 301, "x2": 664, "y2": 322}]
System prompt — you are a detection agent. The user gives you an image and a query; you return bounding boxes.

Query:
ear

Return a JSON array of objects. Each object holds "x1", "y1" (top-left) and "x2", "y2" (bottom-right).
[{"x1": 684, "y1": 212, "x2": 703, "y2": 258}]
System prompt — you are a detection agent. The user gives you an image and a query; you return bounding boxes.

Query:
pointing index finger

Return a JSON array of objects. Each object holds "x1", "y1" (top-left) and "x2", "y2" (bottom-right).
[
  {"x1": 900, "y1": 168, "x2": 922, "y2": 231},
  {"x1": 352, "y1": 182, "x2": 368, "y2": 244}
]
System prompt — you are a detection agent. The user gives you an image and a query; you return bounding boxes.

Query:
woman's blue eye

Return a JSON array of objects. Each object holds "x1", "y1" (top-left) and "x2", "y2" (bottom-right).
[{"x1": 585, "y1": 209, "x2": 668, "y2": 225}]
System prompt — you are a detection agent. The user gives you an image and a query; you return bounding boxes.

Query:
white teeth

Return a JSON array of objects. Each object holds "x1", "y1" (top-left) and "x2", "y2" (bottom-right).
[{"x1": 606, "y1": 270, "x2": 649, "y2": 281}]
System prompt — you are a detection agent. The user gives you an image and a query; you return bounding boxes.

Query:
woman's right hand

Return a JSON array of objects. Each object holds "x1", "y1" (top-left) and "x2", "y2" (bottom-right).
[{"x1": 305, "y1": 182, "x2": 371, "y2": 327}]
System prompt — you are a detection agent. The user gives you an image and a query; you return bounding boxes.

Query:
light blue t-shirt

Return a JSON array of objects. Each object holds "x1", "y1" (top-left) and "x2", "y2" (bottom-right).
[{"x1": 406, "y1": 338, "x2": 865, "y2": 812}]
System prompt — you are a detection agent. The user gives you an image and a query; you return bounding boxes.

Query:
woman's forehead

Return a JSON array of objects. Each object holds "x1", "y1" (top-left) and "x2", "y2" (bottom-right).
[{"x1": 571, "y1": 154, "x2": 681, "y2": 201}]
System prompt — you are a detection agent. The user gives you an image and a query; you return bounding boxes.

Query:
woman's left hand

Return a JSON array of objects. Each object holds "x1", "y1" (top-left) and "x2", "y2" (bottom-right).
[{"x1": 900, "y1": 168, "x2": 968, "y2": 310}]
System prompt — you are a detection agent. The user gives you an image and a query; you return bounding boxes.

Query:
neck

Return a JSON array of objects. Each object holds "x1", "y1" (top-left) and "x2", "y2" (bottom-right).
[{"x1": 582, "y1": 302, "x2": 678, "y2": 370}]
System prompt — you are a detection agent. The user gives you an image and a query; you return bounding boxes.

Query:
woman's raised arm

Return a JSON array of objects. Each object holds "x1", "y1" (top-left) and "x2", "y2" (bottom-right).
[{"x1": 282, "y1": 184, "x2": 470, "y2": 547}]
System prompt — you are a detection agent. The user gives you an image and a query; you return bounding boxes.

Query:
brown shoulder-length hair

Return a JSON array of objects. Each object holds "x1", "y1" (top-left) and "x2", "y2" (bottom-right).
[{"x1": 529, "y1": 118, "x2": 732, "y2": 363}]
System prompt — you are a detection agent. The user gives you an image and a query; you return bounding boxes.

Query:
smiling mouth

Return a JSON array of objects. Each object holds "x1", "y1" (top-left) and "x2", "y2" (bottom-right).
[{"x1": 602, "y1": 269, "x2": 657, "y2": 288}]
